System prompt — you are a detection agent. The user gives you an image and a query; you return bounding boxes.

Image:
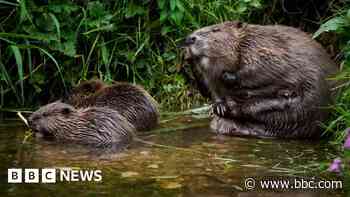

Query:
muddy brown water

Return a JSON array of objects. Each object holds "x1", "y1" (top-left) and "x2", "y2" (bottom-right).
[{"x1": 0, "y1": 115, "x2": 344, "y2": 196}]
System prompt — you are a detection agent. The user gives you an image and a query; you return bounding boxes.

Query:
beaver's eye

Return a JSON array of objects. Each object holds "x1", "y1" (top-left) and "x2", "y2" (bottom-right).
[
  {"x1": 42, "y1": 112, "x2": 48, "y2": 117},
  {"x1": 61, "y1": 107, "x2": 71, "y2": 115},
  {"x1": 31, "y1": 115, "x2": 39, "y2": 121},
  {"x1": 212, "y1": 27, "x2": 220, "y2": 32},
  {"x1": 198, "y1": 31, "x2": 210, "y2": 36}
]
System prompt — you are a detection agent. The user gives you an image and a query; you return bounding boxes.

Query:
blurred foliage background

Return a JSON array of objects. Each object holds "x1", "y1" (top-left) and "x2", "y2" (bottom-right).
[
  {"x1": 0, "y1": 0, "x2": 265, "y2": 110},
  {"x1": 0, "y1": 0, "x2": 349, "y2": 141}
]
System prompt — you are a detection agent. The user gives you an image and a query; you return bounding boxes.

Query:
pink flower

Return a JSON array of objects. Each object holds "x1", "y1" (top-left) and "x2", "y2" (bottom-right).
[
  {"x1": 328, "y1": 158, "x2": 342, "y2": 173},
  {"x1": 344, "y1": 128, "x2": 350, "y2": 149}
]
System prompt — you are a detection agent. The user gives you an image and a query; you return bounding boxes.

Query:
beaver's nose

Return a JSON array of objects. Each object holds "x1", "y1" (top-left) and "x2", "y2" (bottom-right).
[
  {"x1": 185, "y1": 36, "x2": 197, "y2": 45},
  {"x1": 27, "y1": 116, "x2": 37, "y2": 128}
]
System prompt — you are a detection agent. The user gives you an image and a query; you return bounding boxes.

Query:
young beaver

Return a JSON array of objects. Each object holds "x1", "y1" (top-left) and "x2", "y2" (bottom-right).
[
  {"x1": 183, "y1": 21, "x2": 338, "y2": 138},
  {"x1": 64, "y1": 80, "x2": 159, "y2": 131},
  {"x1": 28, "y1": 101, "x2": 134, "y2": 148}
]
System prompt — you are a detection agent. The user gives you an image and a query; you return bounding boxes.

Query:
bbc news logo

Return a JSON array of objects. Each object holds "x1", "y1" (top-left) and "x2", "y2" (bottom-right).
[{"x1": 8, "y1": 168, "x2": 102, "y2": 183}]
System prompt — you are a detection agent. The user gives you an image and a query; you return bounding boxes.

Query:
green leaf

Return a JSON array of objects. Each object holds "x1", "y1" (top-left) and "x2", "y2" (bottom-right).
[
  {"x1": 176, "y1": 0, "x2": 185, "y2": 12},
  {"x1": 170, "y1": 0, "x2": 176, "y2": 11},
  {"x1": 161, "y1": 26, "x2": 172, "y2": 35},
  {"x1": 25, "y1": 40, "x2": 32, "y2": 79},
  {"x1": 237, "y1": 2, "x2": 247, "y2": 13},
  {"x1": 48, "y1": 40, "x2": 74, "y2": 57},
  {"x1": 170, "y1": 10, "x2": 183, "y2": 25},
  {"x1": 83, "y1": 24, "x2": 115, "y2": 35},
  {"x1": 48, "y1": 13, "x2": 61, "y2": 41},
  {"x1": 36, "y1": 47, "x2": 66, "y2": 89},
  {"x1": 48, "y1": 3, "x2": 79, "y2": 14},
  {"x1": 101, "y1": 43, "x2": 109, "y2": 66},
  {"x1": 0, "y1": 0, "x2": 19, "y2": 6},
  {"x1": 249, "y1": 0, "x2": 261, "y2": 8},
  {"x1": 0, "y1": 32, "x2": 54, "y2": 42},
  {"x1": 0, "y1": 37, "x2": 15, "y2": 44},
  {"x1": 10, "y1": 45, "x2": 24, "y2": 105},
  {"x1": 347, "y1": 9, "x2": 350, "y2": 22},
  {"x1": 61, "y1": 41, "x2": 76, "y2": 57},
  {"x1": 126, "y1": 3, "x2": 147, "y2": 18},
  {"x1": 87, "y1": 1, "x2": 105, "y2": 18},
  {"x1": 313, "y1": 17, "x2": 347, "y2": 39},
  {"x1": 162, "y1": 52, "x2": 176, "y2": 61},
  {"x1": 19, "y1": 0, "x2": 28, "y2": 23},
  {"x1": 30, "y1": 71, "x2": 45, "y2": 93},
  {"x1": 157, "y1": 0, "x2": 166, "y2": 9},
  {"x1": 160, "y1": 11, "x2": 168, "y2": 23}
]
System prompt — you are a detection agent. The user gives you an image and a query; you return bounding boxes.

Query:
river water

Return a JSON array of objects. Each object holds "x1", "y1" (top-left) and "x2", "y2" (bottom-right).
[{"x1": 0, "y1": 115, "x2": 344, "y2": 196}]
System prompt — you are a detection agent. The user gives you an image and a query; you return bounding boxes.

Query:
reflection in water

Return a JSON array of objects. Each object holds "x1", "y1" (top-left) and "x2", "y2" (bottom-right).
[{"x1": 0, "y1": 116, "x2": 343, "y2": 197}]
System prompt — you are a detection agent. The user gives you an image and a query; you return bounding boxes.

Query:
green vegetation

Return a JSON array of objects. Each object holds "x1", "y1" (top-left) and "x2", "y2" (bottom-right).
[
  {"x1": 313, "y1": 6, "x2": 350, "y2": 144},
  {"x1": 0, "y1": 0, "x2": 349, "y2": 142},
  {"x1": 313, "y1": 6, "x2": 350, "y2": 189},
  {"x1": 0, "y1": 0, "x2": 263, "y2": 111}
]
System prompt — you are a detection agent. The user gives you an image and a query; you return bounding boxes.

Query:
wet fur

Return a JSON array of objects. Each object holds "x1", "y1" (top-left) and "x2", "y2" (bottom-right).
[
  {"x1": 28, "y1": 102, "x2": 134, "y2": 148},
  {"x1": 184, "y1": 21, "x2": 338, "y2": 138},
  {"x1": 64, "y1": 80, "x2": 159, "y2": 131}
]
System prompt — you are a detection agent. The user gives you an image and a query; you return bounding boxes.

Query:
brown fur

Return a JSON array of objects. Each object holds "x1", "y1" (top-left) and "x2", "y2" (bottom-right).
[
  {"x1": 64, "y1": 80, "x2": 159, "y2": 131},
  {"x1": 28, "y1": 101, "x2": 134, "y2": 148},
  {"x1": 184, "y1": 21, "x2": 338, "y2": 138}
]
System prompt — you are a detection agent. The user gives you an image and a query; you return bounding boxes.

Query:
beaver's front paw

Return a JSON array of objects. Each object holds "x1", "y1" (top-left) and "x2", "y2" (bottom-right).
[
  {"x1": 212, "y1": 101, "x2": 228, "y2": 118},
  {"x1": 226, "y1": 100, "x2": 240, "y2": 117}
]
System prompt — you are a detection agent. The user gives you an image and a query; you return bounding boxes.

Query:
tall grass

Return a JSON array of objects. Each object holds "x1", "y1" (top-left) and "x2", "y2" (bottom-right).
[
  {"x1": 312, "y1": 6, "x2": 350, "y2": 143},
  {"x1": 0, "y1": 0, "x2": 349, "y2": 129},
  {"x1": 310, "y1": 6, "x2": 350, "y2": 188},
  {"x1": 0, "y1": 0, "x2": 263, "y2": 110}
]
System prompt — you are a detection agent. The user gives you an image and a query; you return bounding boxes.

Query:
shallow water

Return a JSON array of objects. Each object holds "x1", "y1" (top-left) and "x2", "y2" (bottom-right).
[{"x1": 0, "y1": 115, "x2": 344, "y2": 196}]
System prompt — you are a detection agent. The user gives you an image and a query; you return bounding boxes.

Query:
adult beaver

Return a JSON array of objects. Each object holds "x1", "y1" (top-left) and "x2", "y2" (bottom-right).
[
  {"x1": 28, "y1": 101, "x2": 134, "y2": 148},
  {"x1": 64, "y1": 80, "x2": 159, "y2": 131},
  {"x1": 183, "y1": 21, "x2": 338, "y2": 138}
]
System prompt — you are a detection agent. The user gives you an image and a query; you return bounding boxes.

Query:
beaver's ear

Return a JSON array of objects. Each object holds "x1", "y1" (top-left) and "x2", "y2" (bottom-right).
[
  {"x1": 94, "y1": 81, "x2": 104, "y2": 91},
  {"x1": 226, "y1": 21, "x2": 244, "y2": 29}
]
